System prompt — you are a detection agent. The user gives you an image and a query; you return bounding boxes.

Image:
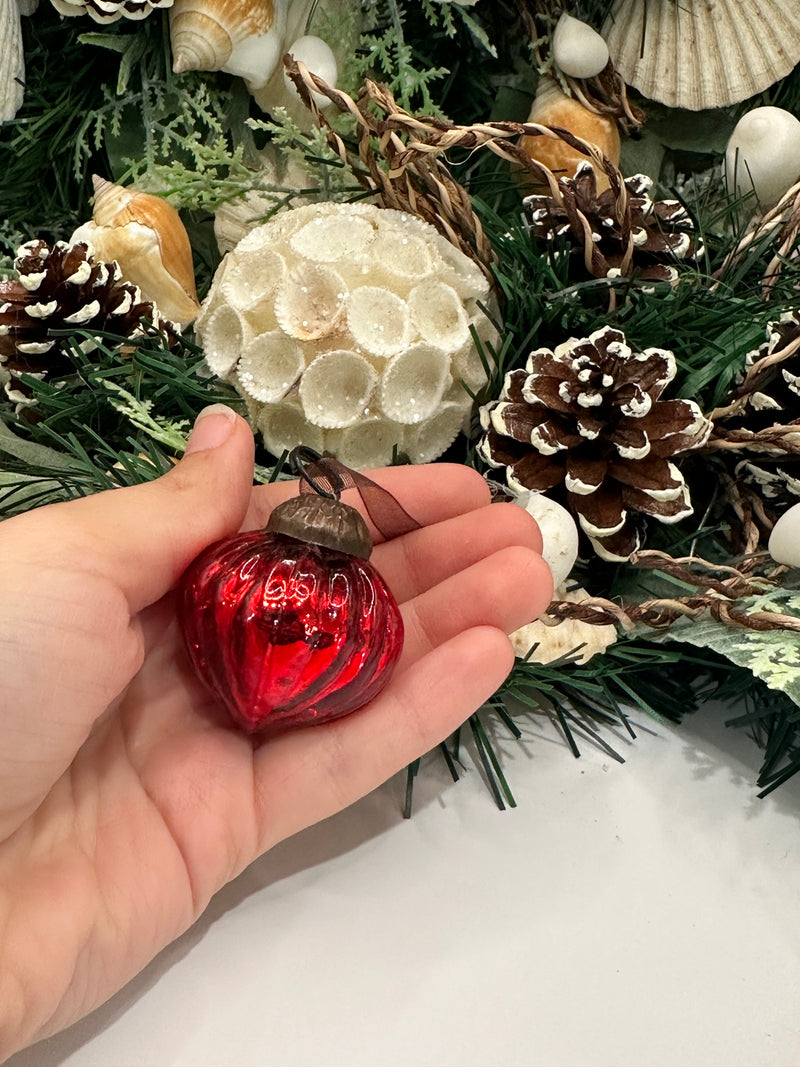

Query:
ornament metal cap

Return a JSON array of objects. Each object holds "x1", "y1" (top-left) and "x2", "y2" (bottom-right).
[{"x1": 266, "y1": 495, "x2": 373, "y2": 560}]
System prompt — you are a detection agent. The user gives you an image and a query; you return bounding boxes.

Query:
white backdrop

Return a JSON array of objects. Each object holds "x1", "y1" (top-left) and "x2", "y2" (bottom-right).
[{"x1": 9, "y1": 702, "x2": 800, "y2": 1067}]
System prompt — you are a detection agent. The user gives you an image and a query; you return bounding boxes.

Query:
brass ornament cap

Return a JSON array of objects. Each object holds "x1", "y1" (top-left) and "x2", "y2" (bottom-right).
[{"x1": 266, "y1": 495, "x2": 373, "y2": 560}]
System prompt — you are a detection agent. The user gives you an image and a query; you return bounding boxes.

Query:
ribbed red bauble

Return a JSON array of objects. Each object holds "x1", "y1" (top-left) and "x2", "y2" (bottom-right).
[{"x1": 178, "y1": 481, "x2": 404, "y2": 734}]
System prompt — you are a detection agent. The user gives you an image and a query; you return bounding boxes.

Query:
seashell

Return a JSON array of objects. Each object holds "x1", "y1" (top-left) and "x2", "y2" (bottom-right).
[
  {"x1": 169, "y1": 0, "x2": 290, "y2": 89},
  {"x1": 510, "y1": 585, "x2": 617, "y2": 665},
  {"x1": 552, "y1": 12, "x2": 609, "y2": 80},
  {"x1": 274, "y1": 262, "x2": 346, "y2": 341},
  {"x1": 513, "y1": 491, "x2": 579, "y2": 589},
  {"x1": 237, "y1": 331, "x2": 304, "y2": 402},
  {"x1": 725, "y1": 106, "x2": 800, "y2": 208},
  {"x1": 379, "y1": 344, "x2": 451, "y2": 425},
  {"x1": 1, "y1": 0, "x2": 25, "y2": 124},
  {"x1": 282, "y1": 35, "x2": 338, "y2": 108},
  {"x1": 196, "y1": 201, "x2": 498, "y2": 468},
  {"x1": 299, "y1": 350, "x2": 378, "y2": 428},
  {"x1": 70, "y1": 176, "x2": 200, "y2": 326},
  {"x1": 346, "y1": 286, "x2": 411, "y2": 358},
  {"x1": 603, "y1": 0, "x2": 800, "y2": 111},
  {"x1": 518, "y1": 76, "x2": 620, "y2": 195},
  {"x1": 768, "y1": 500, "x2": 800, "y2": 566}
]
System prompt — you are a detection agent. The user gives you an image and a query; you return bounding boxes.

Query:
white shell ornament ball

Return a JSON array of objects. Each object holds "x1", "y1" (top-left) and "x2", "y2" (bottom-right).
[
  {"x1": 195, "y1": 202, "x2": 498, "y2": 468},
  {"x1": 551, "y1": 12, "x2": 609, "y2": 80},
  {"x1": 70, "y1": 176, "x2": 201, "y2": 326},
  {"x1": 725, "y1": 107, "x2": 800, "y2": 210}
]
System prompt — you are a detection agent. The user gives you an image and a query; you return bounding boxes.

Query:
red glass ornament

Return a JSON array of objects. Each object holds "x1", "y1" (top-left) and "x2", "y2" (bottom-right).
[{"x1": 178, "y1": 498, "x2": 404, "y2": 734}]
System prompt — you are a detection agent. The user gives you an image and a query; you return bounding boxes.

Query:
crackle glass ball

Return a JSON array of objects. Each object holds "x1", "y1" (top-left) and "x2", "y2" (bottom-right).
[{"x1": 195, "y1": 202, "x2": 497, "y2": 468}]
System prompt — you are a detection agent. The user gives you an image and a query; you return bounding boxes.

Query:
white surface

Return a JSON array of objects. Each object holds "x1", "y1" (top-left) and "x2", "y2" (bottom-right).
[{"x1": 10, "y1": 703, "x2": 800, "y2": 1067}]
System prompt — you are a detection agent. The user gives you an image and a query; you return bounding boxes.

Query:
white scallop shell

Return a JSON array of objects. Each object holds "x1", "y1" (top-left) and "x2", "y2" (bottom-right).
[
  {"x1": 299, "y1": 349, "x2": 377, "y2": 428},
  {"x1": 0, "y1": 0, "x2": 24, "y2": 124},
  {"x1": 603, "y1": 0, "x2": 800, "y2": 111}
]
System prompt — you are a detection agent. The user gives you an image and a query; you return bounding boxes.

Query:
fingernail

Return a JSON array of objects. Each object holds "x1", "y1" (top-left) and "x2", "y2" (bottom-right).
[{"x1": 185, "y1": 404, "x2": 237, "y2": 455}]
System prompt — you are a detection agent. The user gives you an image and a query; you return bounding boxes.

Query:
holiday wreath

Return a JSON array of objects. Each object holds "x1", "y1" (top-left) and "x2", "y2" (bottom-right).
[{"x1": 4, "y1": 0, "x2": 800, "y2": 808}]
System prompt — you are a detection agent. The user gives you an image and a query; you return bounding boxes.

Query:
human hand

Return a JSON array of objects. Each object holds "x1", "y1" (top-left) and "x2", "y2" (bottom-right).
[{"x1": 0, "y1": 405, "x2": 552, "y2": 1059}]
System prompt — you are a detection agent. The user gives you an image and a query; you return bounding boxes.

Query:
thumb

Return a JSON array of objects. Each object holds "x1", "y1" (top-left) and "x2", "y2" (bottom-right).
[{"x1": 39, "y1": 404, "x2": 255, "y2": 613}]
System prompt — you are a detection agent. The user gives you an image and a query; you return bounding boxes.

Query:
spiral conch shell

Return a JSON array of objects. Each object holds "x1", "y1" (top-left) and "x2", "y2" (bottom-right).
[
  {"x1": 169, "y1": 0, "x2": 293, "y2": 89},
  {"x1": 70, "y1": 176, "x2": 201, "y2": 327}
]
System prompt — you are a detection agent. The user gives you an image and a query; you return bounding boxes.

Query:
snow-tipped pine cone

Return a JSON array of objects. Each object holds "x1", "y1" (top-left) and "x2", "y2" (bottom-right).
[
  {"x1": 0, "y1": 239, "x2": 174, "y2": 406},
  {"x1": 478, "y1": 326, "x2": 712, "y2": 560},
  {"x1": 524, "y1": 163, "x2": 703, "y2": 283}
]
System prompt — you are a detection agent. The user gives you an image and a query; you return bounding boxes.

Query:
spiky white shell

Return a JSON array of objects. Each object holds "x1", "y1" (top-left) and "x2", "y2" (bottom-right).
[{"x1": 195, "y1": 202, "x2": 497, "y2": 468}]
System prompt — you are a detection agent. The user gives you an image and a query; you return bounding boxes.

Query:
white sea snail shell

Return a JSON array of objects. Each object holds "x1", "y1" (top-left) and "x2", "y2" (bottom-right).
[
  {"x1": 70, "y1": 176, "x2": 201, "y2": 326},
  {"x1": 514, "y1": 491, "x2": 580, "y2": 589},
  {"x1": 725, "y1": 106, "x2": 800, "y2": 209},
  {"x1": 768, "y1": 501, "x2": 800, "y2": 567},
  {"x1": 552, "y1": 12, "x2": 609, "y2": 80}
]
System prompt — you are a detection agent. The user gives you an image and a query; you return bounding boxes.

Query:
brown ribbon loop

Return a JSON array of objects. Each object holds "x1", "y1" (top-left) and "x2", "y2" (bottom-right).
[{"x1": 290, "y1": 447, "x2": 422, "y2": 541}]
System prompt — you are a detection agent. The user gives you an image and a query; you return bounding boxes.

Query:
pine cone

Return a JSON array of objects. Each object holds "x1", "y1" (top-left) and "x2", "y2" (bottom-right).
[
  {"x1": 477, "y1": 326, "x2": 712, "y2": 561},
  {"x1": 523, "y1": 163, "x2": 703, "y2": 283},
  {"x1": 0, "y1": 239, "x2": 173, "y2": 406},
  {"x1": 49, "y1": 0, "x2": 172, "y2": 24}
]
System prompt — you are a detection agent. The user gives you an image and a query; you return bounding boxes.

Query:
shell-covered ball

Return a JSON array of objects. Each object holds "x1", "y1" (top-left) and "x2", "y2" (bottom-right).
[{"x1": 195, "y1": 202, "x2": 497, "y2": 468}]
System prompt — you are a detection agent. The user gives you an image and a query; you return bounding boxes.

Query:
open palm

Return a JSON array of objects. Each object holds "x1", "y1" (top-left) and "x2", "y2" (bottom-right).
[{"x1": 0, "y1": 408, "x2": 551, "y2": 1060}]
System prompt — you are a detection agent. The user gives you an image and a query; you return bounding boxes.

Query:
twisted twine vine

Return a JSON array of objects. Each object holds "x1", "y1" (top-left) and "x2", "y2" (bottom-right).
[{"x1": 284, "y1": 57, "x2": 635, "y2": 290}]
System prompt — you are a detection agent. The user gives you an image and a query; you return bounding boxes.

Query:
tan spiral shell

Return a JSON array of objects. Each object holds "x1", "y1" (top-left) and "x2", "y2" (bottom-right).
[
  {"x1": 70, "y1": 176, "x2": 200, "y2": 326},
  {"x1": 603, "y1": 0, "x2": 800, "y2": 111},
  {"x1": 169, "y1": 0, "x2": 287, "y2": 88}
]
